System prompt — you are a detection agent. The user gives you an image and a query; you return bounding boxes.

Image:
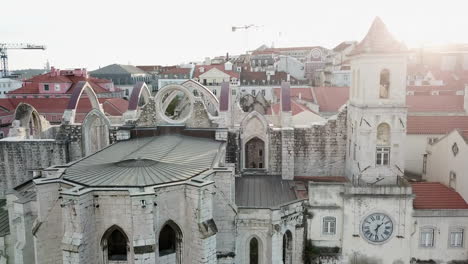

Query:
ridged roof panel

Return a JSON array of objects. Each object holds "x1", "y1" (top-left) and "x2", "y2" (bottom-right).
[{"x1": 64, "y1": 135, "x2": 221, "y2": 187}]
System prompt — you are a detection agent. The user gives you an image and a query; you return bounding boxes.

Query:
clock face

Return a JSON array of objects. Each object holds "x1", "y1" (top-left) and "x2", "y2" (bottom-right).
[{"x1": 361, "y1": 213, "x2": 394, "y2": 243}]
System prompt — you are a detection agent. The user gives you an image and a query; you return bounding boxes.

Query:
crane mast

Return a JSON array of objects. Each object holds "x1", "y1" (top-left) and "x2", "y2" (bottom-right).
[{"x1": 0, "y1": 43, "x2": 46, "y2": 77}]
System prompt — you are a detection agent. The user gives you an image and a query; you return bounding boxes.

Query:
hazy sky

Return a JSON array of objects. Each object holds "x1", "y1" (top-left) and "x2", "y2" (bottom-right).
[{"x1": 2, "y1": 0, "x2": 467, "y2": 71}]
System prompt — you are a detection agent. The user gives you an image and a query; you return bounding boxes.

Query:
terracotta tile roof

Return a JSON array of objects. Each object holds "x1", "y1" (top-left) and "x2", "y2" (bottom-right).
[
  {"x1": 313, "y1": 86, "x2": 349, "y2": 112},
  {"x1": 407, "y1": 85, "x2": 464, "y2": 92},
  {"x1": 333, "y1": 41, "x2": 355, "y2": 52},
  {"x1": 407, "y1": 116, "x2": 468, "y2": 135},
  {"x1": 294, "y1": 176, "x2": 349, "y2": 182},
  {"x1": 272, "y1": 87, "x2": 314, "y2": 101},
  {"x1": 412, "y1": 182, "x2": 468, "y2": 209},
  {"x1": 350, "y1": 17, "x2": 407, "y2": 56},
  {"x1": 0, "y1": 97, "x2": 128, "y2": 123},
  {"x1": 160, "y1": 68, "x2": 191, "y2": 75},
  {"x1": 9, "y1": 73, "x2": 112, "y2": 95},
  {"x1": 193, "y1": 65, "x2": 239, "y2": 79},
  {"x1": 102, "y1": 98, "x2": 129, "y2": 116},
  {"x1": 406, "y1": 95, "x2": 464, "y2": 112}
]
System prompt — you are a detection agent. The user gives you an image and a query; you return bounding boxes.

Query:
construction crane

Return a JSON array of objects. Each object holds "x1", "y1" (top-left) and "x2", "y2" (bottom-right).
[
  {"x1": 231, "y1": 24, "x2": 263, "y2": 53},
  {"x1": 231, "y1": 24, "x2": 262, "y2": 32},
  {"x1": 0, "y1": 43, "x2": 46, "y2": 77}
]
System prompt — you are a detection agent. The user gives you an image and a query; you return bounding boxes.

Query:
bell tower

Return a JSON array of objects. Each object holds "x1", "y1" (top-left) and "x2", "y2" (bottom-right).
[{"x1": 345, "y1": 17, "x2": 408, "y2": 185}]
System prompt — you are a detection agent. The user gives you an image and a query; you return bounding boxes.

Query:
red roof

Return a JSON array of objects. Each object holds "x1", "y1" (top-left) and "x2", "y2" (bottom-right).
[
  {"x1": 313, "y1": 86, "x2": 349, "y2": 112},
  {"x1": 407, "y1": 85, "x2": 464, "y2": 92},
  {"x1": 9, "y1": 71, "x2": 112, "y2": 95},
  {"x1": 194, "y1": 65, "x2": 239, "y2": 79},
  {"x1": 407, "y1": 116, "x2": 468, "y2": 135},
  {"x1": 412, "y1": 182, "x2": 468, "y2": 209},
  {"x1": 406, "y1": 95, "x2": 464, "y2": 112},
  {"x1": 0, "y1": 97, "x2": 128, "y2": 123},
  {"x1": 161, "y1": 68, "x2": 191, "y2": 75},
  {"x1": 273, "y1": 87, "x2": 314, "y2": 101},
  {"x1": 350, "y1": 17, "x2": 406, "y2": 56}
]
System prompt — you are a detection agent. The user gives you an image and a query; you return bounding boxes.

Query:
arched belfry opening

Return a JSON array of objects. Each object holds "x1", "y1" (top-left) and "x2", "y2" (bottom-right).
[
  {"x1": 101, "y1": 225, "x2": 129, "y2": 263},
  {"x1": 245, "y1": 137, "x2": 265, "y2": 169},
  {"x1": 158, "y1": 221, "x2": 183, "y2": 263},
  {"x1": 282, "y1": 230, "x2": 293, "y2": 264},
  {"x1": 379, "y1": 69, "x2": 390, "y2": 98}
]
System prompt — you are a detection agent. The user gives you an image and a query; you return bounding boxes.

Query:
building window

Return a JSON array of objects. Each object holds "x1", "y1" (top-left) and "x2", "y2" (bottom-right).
[
  {"x1": 427, "y1": 137, "x2": 438, "y2": 145},
  {"x1": 422, "y1": 154, "x2": 427, "y2": 174},
  {"x1": 353, "y1": 144, "x2": 357, "y2": 161},
  {"x1": 44, "y1": 84, "x2": 49, "y2": 91},
  {"x1": 251, "y1": 90, "x2": 256, "y2": 96},
  {"x1": 322, "y1": 217, "x2": 336, "y2": 235},
  {"x1": 379, "y1": 69, "x2": 390, "y2": 98},
  {"x1": 212, "y1": 89, "x2": 217, "y2": 95},
  {"x1": 449, "y1": 171, "x2": 457, "y2": 190},
  {"x1": 159, "y1": 222, "x2": 182, "y2": 258},
  {"x1": 261, "y1": 89, "x2": 265, "y2": 96},
  {"x1": 54, "y1": 84, "x2": 60, "y2": 91},
  {"x1": 449, "y1": 228, "x2": 464, "y2": 248},
  {"x1": 420, "y1": 227, "x2": 435, "y2": 248},
  {"x1": 452, "y1": 143, "x2": 459, "y2": 156},
  {"x1": 348, "y1": 139, "x2": 351, "y2": 157},
  {"x1": 376, "y1": 147, "x2": 390, "y2": 166}
]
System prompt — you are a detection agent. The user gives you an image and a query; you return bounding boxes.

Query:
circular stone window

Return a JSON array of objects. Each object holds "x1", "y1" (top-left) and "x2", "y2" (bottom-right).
[{"x1": 156, "y1": 85, "x2": 194, "y2": 124}]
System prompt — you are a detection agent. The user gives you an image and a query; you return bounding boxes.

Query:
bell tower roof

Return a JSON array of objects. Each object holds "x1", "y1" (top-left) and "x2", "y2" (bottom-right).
[{"x1": 350, "y1": 17, "x2": 407, "y2": 56}]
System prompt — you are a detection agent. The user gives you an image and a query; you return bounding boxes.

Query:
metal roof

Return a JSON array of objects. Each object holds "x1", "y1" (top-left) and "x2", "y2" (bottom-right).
[
  {"x1": 63, "y1": 135, "x2": 221, "y2": 187},
  {"x1": 235, "y1": 175, "x2": 300, "y2": 208},
  {"x1": 91, "y1": 64, "x2": 148, "y2": 75},
  {"x1": 0, "y1": 199, "x2": 10, "y2": 237}
]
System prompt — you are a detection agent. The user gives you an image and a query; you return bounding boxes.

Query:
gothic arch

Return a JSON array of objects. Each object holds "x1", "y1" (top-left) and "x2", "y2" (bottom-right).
[
  {"x1": 63, "y1": 81, "x2": 102, "y2": 124},
  {"x1": 241, "y1": 111, "x2": 269, "y2": 170},
  {"x1": 376, "y1": 123, "x2": 391, "y2": 146},
  {"x1": 127, "y1": 82, "x2": 152, "y2": 111},
  {"x1": 158, "y1": 220, "x2": 183, "y2": 264},
  {"x1": 81, "y1": 109, "x2": 111, "y2": 156},
  {"x1": 101, "y1": 225, "x2": 129, "y2": 263},
  {"x1": 282, "y1": 230, "x2": 293, "y2": 264},
  {"x1": 245, "y1": 235, "x2": 264, "y2": 264},
  {"x1": 181, "y1": 80, "x2": 219, "y2": 116},
  {"x1": 13, "y1": 103, "x2": 43, "y2": 138}
]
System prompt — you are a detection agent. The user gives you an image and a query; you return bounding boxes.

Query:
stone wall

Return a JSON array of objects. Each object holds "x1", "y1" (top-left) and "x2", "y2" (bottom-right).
[
  {"x1": 0, "y1": 141, "x2": 67, "y2": 196},
  {"x1": 293, "y1": 109, "x2": 347, "y2": 177},
  {"x1": 263, "y1": 108, "x2": 347, "y2": 177},
  {"x1": 212, "y1": 169, "x2": 237, "y2": 264}
]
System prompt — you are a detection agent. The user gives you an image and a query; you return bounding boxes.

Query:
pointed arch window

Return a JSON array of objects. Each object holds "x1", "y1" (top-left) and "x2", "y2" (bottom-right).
[
  {"x1": 245, "y1": 137, "x2": 265, "y2": 169},
  {"x1": 249, "y1": 237, "x2": 259, "y2": 264},
  {"x1": 282, "y1": 231, "x2": 293, "y2": 264},
  {"x1": 101, "y1": 226, "x2": 129, "y2": 261},
  {"x1": 380, "y1": 69, "x2": 390, "y2": 98},
  {"x1": 158, "y1": 221, "x2": 183, "y2": 263}
]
